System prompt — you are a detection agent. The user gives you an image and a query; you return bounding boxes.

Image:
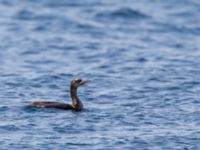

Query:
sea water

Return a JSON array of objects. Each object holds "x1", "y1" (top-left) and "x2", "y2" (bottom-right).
[{"x1": 0, "y1": 0, "x2": 200, "y2": 149}]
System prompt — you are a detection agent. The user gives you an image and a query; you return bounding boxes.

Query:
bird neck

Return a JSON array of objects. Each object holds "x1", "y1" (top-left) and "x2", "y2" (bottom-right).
[{"x1": 70, "y1": 85, "x2": 82, "y2": 108}]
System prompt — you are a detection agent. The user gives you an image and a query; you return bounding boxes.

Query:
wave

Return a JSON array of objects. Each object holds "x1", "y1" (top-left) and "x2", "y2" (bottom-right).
[
  {"x1": 14, "y1": 9, "x2": 57, "y2": 21},
  {"x1": 95, "y1": 7, "x2": 149, "y2": 21}
]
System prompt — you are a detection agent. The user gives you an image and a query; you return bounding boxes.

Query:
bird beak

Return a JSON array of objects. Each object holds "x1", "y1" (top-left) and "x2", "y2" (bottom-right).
[{"x1": 80, "y1": 80, "x2": 90, "y2": 85}]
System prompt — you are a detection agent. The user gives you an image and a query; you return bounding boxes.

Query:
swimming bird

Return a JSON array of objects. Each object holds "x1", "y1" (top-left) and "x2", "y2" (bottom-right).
[{"x1": 31, "y1": 78, "x2": 90, "y2": 111}]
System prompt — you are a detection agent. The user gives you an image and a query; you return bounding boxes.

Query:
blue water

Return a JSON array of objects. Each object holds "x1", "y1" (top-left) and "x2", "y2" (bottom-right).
[{"x1": 0, "y1": 0, "x2": 200, "y2": 149}]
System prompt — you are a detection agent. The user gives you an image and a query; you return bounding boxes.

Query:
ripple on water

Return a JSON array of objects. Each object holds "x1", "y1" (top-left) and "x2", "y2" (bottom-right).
[{"x1": 95, "y1": 7, "x2": 149, "y2": 21}]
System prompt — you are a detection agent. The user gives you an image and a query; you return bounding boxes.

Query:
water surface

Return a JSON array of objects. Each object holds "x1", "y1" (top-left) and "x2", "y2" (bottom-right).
[{"x1": 0, "y1": 0, "x2": 200, "y2": 149}]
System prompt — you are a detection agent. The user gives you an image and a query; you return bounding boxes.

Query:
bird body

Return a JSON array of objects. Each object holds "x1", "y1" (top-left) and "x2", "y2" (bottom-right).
[{"x1": 31, "y1": 79, "x2": 89, "y2": 111}]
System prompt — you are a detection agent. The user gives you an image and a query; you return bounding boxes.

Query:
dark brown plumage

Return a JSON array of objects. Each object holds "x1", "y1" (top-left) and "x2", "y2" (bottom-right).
[{"x1": 31, "y1": 78, "x2": 90, "y2": 111}]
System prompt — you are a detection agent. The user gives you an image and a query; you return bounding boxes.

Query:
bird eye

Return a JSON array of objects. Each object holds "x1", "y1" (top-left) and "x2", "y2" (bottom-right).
[{"x1": 77, "y1": 79, "x2": 82, "y2": 83}]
